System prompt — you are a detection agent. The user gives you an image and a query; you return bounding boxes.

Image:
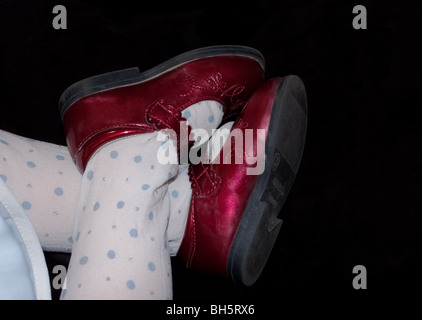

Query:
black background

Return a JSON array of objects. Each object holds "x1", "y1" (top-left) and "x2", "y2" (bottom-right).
[{"x1": 0, "y1": 0, "x2": 421, "y2": 301}]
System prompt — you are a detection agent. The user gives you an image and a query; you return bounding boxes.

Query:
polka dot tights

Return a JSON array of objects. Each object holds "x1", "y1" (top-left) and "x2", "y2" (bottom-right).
[
  {"x1": 62, "y1": 132, "x2": 177, "y2": 299},
  {"x1": 0, "y1": 100, "x2": 224, "y2": 299}
]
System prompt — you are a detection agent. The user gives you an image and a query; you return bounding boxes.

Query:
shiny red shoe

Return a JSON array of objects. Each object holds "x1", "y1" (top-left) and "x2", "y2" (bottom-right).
[
  {"x1": 59, "y1": 45, "x2": 265, "y2": 172},
  {"x1": 178, "y1": 77, "x2": 308, "y2": 286}
]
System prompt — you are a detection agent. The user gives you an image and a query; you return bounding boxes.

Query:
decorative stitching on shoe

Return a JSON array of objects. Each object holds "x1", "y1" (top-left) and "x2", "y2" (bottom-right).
[
  {"x1": 179, "y1": 72, "x2": 246, "y2": 111},
  {"x1": 146, "y1": 99, "x2": 195, "y2": 157},
  {"x1": 179, "y1": 74, "x2": 206, "y2": 98},
  {"x1": 188, "y1": 201, "x2": 197, "y2": 267},
  {"x1": 146, "y1": 99, "x2": 182, "y2": 131},
  {"x1": 188, "y1": 163, "x2": 221, "y2": 199}
]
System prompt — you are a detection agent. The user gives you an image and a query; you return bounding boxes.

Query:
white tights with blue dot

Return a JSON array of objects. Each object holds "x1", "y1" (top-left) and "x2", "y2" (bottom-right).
[{"x1": 0, "y1": 100, "x2": 223, "y2": 299}]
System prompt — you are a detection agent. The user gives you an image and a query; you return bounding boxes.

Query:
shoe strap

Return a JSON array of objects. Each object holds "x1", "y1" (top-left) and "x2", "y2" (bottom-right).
[
  {"x1": 146, "y1": 99, "x2": 194, "y2": 157},
  {"x1": 188, "y1": 163, "x2": 221, "y2": 199}
]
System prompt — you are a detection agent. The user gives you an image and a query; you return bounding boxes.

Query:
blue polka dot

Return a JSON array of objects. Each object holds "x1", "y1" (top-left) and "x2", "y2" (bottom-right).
[
  {"x1": 148, "y1": 211, "x2": 154, "y2": 221},
  {"x1": 22, "y1": 201, "x2": 32, "y2": 210},
  {"x1": 93, "y1": 202, "x2": 100, "y2": 211},
  {"x1": 67, "y1": 236, "x2": 74, "y2": 244},
  {"x1": 142, "y1": 184, "x2": 150, "y2": 191},
  {"x1": 56, "y1": 155, "x2": 65, "y2": 160},
  {"x1": 134, "y1": 155, "x2": 142, "y2": 163},
  {"x1": 54, "y1": 187, "x2": 64, "y2": 196},
  {"x1": 80, "y1": 256, "x2": 89, "y2": 265},
  {"x1": 160, "y1": 141, "x2": 169, "y2": 150},
  {"x1": 0, "y1": 139, "x2": 9, "y2": 145},
  {"x1": 87, "y1": 170, "x2": 94, "y2": 180},
  {"x1": 107, "y1": 250, "x2": 116, "y2": 259},
  {"x1": 182, "y1": 110, "x2": 191, "y2": 119},
  {"x1": 129, "y1": 228, "x2": 138, "y2": 238},
  {"x1": 117, "y1": 201, "x2": 125, "y2": 209},
  {"x1": 75, "y1": 232, "x2": 80, "y2": 242},
  {"x1": 26, "y1": 161, "x2": 36, "y2": 168},
  {"x1": 168, "y1": 172, "x2": 173, "y2": 180},
  {"x1": 126, "y1": 280, "x2": 135, "y2": 290},
  {"x1": 0, "y1": 174, "x2": 7, "y2": 182},
  {"x1": 148, "y1": 262, "x2": 156, "y2": 272},
  {"x1": 208, "y1": 115, "x2": 215, "y2": 123},
  {"x1": 171, "y1": 190, "x2": 179, "y2": 198},
  {"x1": 110, "y1": 151, "x2": 118, "y2": 159}
]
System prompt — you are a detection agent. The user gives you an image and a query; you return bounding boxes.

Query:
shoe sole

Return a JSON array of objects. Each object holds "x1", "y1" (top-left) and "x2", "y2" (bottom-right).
[
  {"x1": 59, "y1": 45, "x2": 265, "y2": 120},
  {"x1": 227, "y1": 76, "x2": 308, "y2": 286}
]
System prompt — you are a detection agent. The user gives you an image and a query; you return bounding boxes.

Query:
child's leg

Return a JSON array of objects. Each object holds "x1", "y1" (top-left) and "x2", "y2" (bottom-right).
[
  {"x1": 61, "y1": 101, "x2": 224, "y2": 300},
  {"x1": 0, "y1": 129, "x2": 81, "y2": 252},
  {"x1": 0, "y1": 99, "x2": 224, "y2": 299},
  {"x1": 61, "y1": 132, "x2": 176, "y2": 300}
]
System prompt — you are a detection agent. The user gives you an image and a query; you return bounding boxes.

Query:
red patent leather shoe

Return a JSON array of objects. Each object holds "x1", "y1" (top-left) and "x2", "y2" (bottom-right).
[
  {"x1": 178, "y1": 77, "x2": 308, "y2": 286},
  {"x1": 60, "y1": 45, "x2": 265, "y2": 172}
]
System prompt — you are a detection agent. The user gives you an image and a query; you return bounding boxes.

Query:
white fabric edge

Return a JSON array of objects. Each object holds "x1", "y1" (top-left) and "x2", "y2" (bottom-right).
[{"x1": 0, "y1": 179, "x2": 51, "y2": 300}]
